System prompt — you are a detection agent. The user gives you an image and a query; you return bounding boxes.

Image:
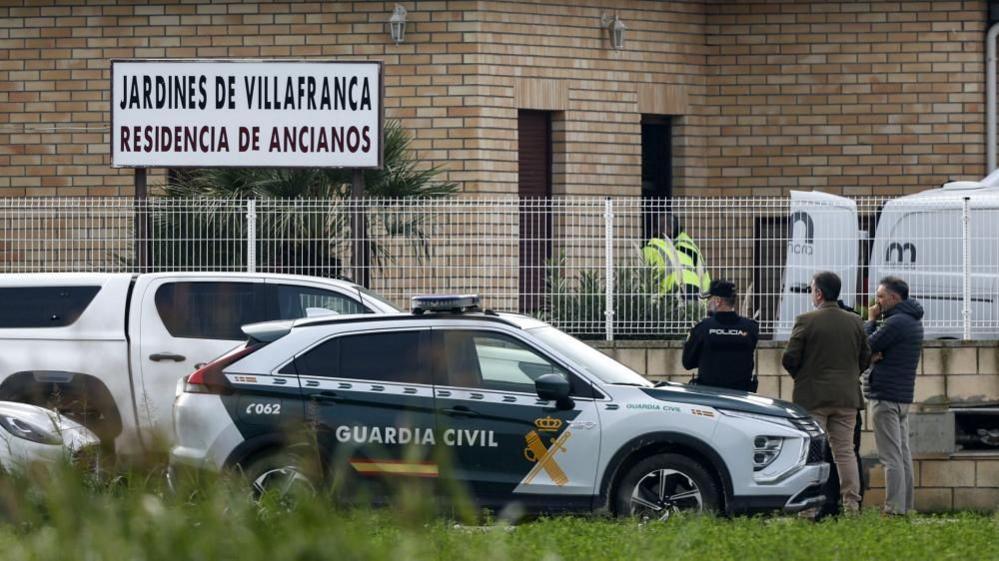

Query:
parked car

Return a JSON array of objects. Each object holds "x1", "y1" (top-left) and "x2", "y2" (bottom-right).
[
  {"x1": 0, "y1": 272, "x2": 398, "y2": 457},
  {"x1": 0, "y1": 400, "x2": 100, "y2": 472},
  {"x1": 170, "y1": 295, "x2": 829, "y2": 518}
]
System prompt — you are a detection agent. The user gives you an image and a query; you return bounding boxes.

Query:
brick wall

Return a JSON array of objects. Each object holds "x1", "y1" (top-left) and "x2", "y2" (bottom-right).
[
  {"x1": 0, "y1": 1, "x2": 989, "y2": 198},
  {"x1": 596, "y1": 339, "x2": 999, "y2": 512},
  {"x1": 700, "y1": 1, "x2": 988, "y2": 196}
]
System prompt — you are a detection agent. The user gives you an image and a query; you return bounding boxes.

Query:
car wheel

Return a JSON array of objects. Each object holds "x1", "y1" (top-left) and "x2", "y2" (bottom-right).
[
  {"x1": 615, "y1": 453, "x2": 719, "y2": 521},
  {"x1": 243, "y1": 450, "x2": 317, "y2": 504}
]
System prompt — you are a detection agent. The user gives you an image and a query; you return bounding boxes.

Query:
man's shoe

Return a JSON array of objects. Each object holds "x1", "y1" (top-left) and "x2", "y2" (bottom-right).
[{"x1": 843, "y1": 501, "x2": 861, "y2": 517}]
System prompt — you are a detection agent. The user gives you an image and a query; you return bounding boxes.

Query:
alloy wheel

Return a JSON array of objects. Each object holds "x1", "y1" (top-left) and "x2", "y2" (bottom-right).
[{"x1": 628, "y1": 468, "x2": 704, "y2": 521}]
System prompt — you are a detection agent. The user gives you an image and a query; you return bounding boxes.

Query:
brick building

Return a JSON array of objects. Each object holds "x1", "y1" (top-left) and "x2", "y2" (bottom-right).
[{"x1": 0, "y1": 0, "x2": 991, "y2": 198}]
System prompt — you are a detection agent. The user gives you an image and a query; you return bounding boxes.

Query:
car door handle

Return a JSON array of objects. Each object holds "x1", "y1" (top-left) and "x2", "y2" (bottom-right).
[
  {"x1": 149, "y1": 352, "x2": 186, "y2": 362},
  {"x1": 311, "y1": 391, "x2": 343, "y2": 403},
  {"x1": 442, "y1": 406, "x2": 480, "y2": 418}
]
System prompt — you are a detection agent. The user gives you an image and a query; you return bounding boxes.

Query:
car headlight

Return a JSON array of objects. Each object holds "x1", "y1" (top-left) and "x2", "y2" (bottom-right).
[
  {"x1": 0, "y1": 415, "x2": 61, "y2": 445},
  {"x1": 753, "y1": 435, "x2": 783, "y2": 471}
]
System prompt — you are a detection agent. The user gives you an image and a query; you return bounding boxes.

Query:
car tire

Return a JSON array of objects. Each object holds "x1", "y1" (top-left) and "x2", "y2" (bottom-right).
[
  {"x1": 242, "y1": 449, "x2": 318, "y2": 504},
  {"x1": 614, "y1": 453, "x2": 719, "y2": 521}
]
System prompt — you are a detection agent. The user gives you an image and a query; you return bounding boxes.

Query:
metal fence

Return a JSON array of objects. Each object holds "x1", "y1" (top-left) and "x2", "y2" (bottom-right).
[{"x1": 1, "y1": 194, "x2": 997, "y2": 340}]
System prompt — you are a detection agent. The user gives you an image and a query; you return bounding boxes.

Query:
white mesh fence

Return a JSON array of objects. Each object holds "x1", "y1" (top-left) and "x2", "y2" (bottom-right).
[{"x1": 1, "y1": 194, "x2": 997, "y2": 340}]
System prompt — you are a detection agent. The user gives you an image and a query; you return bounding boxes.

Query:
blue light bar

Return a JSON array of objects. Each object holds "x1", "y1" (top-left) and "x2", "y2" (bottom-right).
[{"x1": 411, "y1": 294, "x2": 480, "y2": 315}]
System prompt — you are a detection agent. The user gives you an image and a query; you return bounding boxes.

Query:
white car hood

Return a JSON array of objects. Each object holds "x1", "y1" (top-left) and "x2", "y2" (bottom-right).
[{"x1": 0, "y1": 401, "x2": 100, "y2": 451}]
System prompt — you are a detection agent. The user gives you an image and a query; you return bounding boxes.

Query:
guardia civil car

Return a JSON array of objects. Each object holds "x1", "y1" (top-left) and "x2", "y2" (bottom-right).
[{"x1": 170, "y1": 296, "x2": 829, "y2": 518}]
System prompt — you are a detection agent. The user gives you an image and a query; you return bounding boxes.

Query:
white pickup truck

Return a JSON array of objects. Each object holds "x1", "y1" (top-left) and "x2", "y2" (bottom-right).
[{"x1": 0, "y1": 272, "x2": 398, "y2": 456}]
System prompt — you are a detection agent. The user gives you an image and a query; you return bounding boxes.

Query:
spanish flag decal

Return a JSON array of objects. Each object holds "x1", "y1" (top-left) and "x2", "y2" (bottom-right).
[{"x1": 349, "y1": 459, "x2": 439, "y2": 478}]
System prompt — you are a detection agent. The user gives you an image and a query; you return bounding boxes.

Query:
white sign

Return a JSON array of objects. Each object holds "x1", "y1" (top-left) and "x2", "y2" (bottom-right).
[{"x1": 111, "y1": 60, "x2": 382, "y2": 168}]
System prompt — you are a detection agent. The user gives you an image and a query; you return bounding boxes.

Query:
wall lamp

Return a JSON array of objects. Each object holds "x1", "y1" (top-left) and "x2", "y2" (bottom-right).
[
  {"x1": 388, "y1": 4, "x2": 407, "y2": 45},
  {"x1": 601, "y1": 12, "x2": 627, "y2": 50}
]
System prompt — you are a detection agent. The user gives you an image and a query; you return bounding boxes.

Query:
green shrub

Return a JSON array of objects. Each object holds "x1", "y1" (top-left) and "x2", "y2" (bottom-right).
[{"x1": 537, "y1": 252, "x2": 703, "y2": 339}]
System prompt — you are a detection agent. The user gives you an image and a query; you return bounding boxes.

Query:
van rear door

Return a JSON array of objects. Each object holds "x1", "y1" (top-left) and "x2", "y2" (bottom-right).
[{"x1": 774, "y1": 191, "x2": 860, "y2": 340}]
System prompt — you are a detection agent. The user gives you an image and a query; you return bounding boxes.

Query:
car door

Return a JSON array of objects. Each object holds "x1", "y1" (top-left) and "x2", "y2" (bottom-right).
[
  {"x1": 136, "y1": 277, "x2": 266, "y2": 444},
  {"x1": 431, "y1": 328, "x2": 602, "y2": 511},
  {"x1": 287, "y1": 328, "x2": 438, "y2": 499}
]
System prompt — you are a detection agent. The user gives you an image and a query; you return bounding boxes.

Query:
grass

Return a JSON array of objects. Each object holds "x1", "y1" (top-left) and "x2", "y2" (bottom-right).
[{"x1": 0, "y1": 461, "x2": 992, "y2": 561}]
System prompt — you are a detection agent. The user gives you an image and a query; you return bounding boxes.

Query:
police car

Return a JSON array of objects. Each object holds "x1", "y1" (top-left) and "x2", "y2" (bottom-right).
[{"x1": 169, "y1": 295, "x2": 829, "y2": 518}]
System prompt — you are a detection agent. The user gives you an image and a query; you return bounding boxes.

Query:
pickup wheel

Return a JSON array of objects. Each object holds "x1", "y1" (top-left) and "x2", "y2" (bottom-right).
[
  {"x1": 242, "y1": 449, "x2": 318, "y2": 506},
  {"x1": 614, "y1": 453, "x2": 719, "y2": 521}
]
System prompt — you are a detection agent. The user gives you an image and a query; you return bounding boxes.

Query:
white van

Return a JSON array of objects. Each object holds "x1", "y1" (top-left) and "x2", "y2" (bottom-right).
[
  {"x1": 776, "y1": 177, "x2": 999, "y2": 340},
  {"x1": 868, "y1": 177, "x2": 999, "y2": 339},
  {"x1": 774, "y1": 191, "x2": 861, "y2": 340}
]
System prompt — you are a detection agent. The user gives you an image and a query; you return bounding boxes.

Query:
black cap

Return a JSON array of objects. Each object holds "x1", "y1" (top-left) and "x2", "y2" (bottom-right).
[{"x1": 705, "y1": 279, "x2": 736, "y2": 299}]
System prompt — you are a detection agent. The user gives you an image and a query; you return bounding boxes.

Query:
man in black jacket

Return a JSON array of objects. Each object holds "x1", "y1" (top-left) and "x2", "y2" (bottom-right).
[
  {"x1": 682, "y1": 279, "x2": 759, "y2": 392},
  {"x1": 866, "y1": 276, "x2": 924, "y2": 516}
]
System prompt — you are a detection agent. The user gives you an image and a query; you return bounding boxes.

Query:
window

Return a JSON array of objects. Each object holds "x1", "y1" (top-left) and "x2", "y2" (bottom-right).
[
  {"x1": 155, "y1": 282, "x2": 263, "y2": 340},
  {"x1": 641, "y1": 115, "x2": 673, "y2": 241},
  {"x1": 275, "y1": 285, "x2": 367, "y2": 319},
  {"x1": 292, "y1": 338, "x2": 340, "y2": 377},
  {"x1": 312, "y1": 330, "x2": 429, "y2": 384},
  {"x1": 0, "y1": 286, "x2": 100, "y2": 328},
  {"x1": 440, "y1": 330, "x2": 572, "y2": 394}
]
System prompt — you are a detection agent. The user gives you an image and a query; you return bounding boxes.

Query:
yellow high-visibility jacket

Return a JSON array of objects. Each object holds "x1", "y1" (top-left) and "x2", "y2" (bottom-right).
[
  {"x1": 643, "y1": 236, "x2": 704, "y2": 296},
  {"x1": 674, "y1": 231, "x2": 711, "y2": 294}
]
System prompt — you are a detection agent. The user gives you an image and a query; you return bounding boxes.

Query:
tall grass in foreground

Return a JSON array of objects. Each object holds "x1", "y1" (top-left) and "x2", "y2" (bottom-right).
[{"x1": 0, "y1": 460, "x2": 993, "y2": 561}]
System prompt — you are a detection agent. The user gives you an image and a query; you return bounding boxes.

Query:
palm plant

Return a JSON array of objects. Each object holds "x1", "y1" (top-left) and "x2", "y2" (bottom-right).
[{"x1": 146, "y1": 121, "x2": 457, "y2": 279}]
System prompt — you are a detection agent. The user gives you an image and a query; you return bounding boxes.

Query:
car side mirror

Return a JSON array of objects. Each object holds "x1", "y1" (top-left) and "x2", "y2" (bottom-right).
[{"x1": 535, "y1": 374, "x2": 574, "y2": 410}]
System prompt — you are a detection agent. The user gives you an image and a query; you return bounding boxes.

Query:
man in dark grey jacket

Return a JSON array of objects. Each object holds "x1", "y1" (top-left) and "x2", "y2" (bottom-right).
[{"x1": 866, "y1": 276, "x2": 924, "y2": 516}]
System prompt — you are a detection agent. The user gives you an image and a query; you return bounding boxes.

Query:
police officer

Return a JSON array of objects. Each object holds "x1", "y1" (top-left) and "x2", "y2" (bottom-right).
[{"x1": 681, "y1": 279, "x2": 759, "y2": 392}]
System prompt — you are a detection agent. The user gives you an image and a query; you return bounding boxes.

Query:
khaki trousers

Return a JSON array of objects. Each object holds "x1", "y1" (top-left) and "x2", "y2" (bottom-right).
[{"x1": 809, "y1": 406, "x2": 862, "y2": 508}]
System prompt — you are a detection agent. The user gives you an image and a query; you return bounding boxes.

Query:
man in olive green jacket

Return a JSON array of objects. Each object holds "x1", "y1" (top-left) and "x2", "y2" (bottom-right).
[{"x1": 782, "y1": 271, "x2": 872, "y2": 515}]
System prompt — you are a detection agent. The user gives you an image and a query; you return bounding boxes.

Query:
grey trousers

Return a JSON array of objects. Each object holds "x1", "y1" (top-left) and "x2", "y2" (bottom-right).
[{"x1": 872, "y1": 400, "x2": 915, "y2": 514}]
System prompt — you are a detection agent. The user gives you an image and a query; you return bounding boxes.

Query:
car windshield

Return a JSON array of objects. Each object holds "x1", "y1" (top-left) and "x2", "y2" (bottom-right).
[
  {"x1": 528, "y1": 326, "x2": 653, "y2": 387},
  {"x1": 356, "y1": 285, "x2": 400, "y2": 311}
]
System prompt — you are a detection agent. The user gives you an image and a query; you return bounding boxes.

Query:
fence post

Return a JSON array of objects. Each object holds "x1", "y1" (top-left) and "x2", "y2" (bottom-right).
[
  {"x1": 962, "y1": 196, "x2": 971, "y2": 340},
  {"x1": 604, "y1": 197, "x2": 614, "y2": 341},
  {"x1": 246, "y1": 199, "x2": 257, "y2": 273}
]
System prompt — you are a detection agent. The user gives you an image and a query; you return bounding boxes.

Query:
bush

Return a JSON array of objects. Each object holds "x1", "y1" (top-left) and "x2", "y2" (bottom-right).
[{"x1": 537, "y1": 252, "x2": 704, "y2": 339}]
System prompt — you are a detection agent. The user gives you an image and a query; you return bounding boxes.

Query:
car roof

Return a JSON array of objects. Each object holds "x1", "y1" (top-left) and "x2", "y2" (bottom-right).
[
  {"x1": 137, "y1": 271, "x2": 362, "y2": 285},
  {"x1": 242, "y1": 310, "x2": 548, "y2": 342},
  {"x1": 0, "y1": 272, "x2": 372, "y2": 293}
]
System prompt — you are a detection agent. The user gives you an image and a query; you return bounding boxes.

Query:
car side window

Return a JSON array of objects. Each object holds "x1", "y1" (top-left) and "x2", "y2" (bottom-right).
[
  {"x1": 0, "y1": 286, "x2": 101, "y2": 328},
  {"x1": 295, "y1": 330, "x2": 429, "y2": 384},
  {"x1": 292, "y1": 338, "x2": 339, "y2": 377},
  {"x1": 275, "y1": 285, "x2": 368, "y2": 319},
  {"x1": 155, "y1": 282, "x2": 264, "y2": 340},
  {"x1": 440, "y1": 330, "x2": 572, "y2": 394}
]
